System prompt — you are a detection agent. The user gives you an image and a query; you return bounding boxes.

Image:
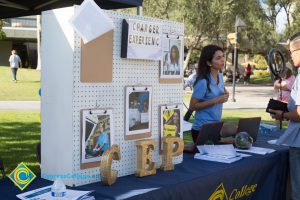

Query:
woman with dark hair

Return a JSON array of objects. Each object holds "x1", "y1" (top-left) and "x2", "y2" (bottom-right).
[
  {"x1": 164, "y1": 45, "x2": 180, "y2": 75},
  {"x1": 188, "y1": 44, "x2": 229, "y2": 142}
]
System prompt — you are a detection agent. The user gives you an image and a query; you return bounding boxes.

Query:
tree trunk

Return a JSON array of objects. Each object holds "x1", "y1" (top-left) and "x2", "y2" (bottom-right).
[
  {"x1": 183, "y1": 35, "x2": 202, "y2": 72},
  {"x1": 283, "y1": 6, "x2": 291, "y2": 30},
  {"x1": 183, "y1": 47, "x2": 193, "y2": 72},
  {"x1": 36, "y1": 15, "x2": 41, "y2": 70}
]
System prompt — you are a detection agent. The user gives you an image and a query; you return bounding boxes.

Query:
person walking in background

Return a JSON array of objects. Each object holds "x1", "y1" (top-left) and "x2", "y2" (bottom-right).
[
  {"x1": 8, "y1": 50, "x2": 22, "y2": 83},
  {"x1": 184, "y1": 63, "x2": 198, "y2": 90},
  {"x1": 273, "y1": 66, "x2": 295, "y2": 127},
  {"x1": 244, "y1": 63, "x2": 251, "y2": 85},
  {"x1": 274, "y1": 66, "x2": 295, "y2": 103}
]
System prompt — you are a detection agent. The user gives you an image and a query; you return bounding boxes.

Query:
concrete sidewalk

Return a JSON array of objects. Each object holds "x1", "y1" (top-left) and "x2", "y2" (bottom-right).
[
  {"x1": 0, "y1": 101, "x2": 40, "y2": 111},
  {"x1": 0, "y1": 85, "x2": 277, "y2": 111},
  {"x1": 223, "y1": 85, "x2": 276, "y2": 110}
]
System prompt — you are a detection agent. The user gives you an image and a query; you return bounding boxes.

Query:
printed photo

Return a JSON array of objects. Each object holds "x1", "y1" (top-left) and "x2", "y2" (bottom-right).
[
  {"x1": 81, "y1": 109, "x2": 113, "y2": 164},
  {"x1": 160, "y1": 35, "x2": 183, "y2": 78},
  {"x1": 126, "y1": 86, "x2": 152, "y2": 136},
  {"x1": 160, "y1": 104, "x2": 183, "y2": 138}
]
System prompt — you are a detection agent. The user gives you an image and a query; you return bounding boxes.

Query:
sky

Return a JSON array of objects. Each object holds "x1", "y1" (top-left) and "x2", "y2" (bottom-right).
[
  {"x1": 277, "y1": 8, "x2": 287, "y2": 33},
  {"x1": 259, "y1": 0, "x2": 288, "y2": 33}
]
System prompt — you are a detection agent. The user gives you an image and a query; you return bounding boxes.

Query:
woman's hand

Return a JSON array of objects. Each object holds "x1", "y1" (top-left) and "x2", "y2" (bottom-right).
[
  {"x1": 214, "y1": 93, "x2": 229, "y2": 104},
  {"x1": 224, "y1": 87, "x2": 229, "y2": 94},
  {"x1": 224, "y1": 88, "x2": 229, "y2": 101}
]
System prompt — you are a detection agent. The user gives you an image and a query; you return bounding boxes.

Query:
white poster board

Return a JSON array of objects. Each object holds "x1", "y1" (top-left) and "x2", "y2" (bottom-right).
[{"x1": 41, "y1": 6, "x2": 184, "y2": 186}]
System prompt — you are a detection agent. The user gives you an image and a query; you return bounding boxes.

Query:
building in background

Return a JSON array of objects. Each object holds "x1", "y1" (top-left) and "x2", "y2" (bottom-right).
[{"x1": 0, "y1": 16, "x2": 37, "y2": 68}]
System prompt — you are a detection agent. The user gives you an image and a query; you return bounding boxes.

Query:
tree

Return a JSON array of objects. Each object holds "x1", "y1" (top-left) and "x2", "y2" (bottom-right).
[
  {"x1": 180, "y1": 0, "x2": 249, "y2": 69},
  {"x1": 143, "y1": 0, "x2": 178, "y2": 20},
  {"x1": 239, "y1": 1, "x2": 279, "y2": 54},
  {"x1": 140, "y1": 0, "x2": 280, "y2": 69},
  {"x1": 261, "y1": 0, "x2": 282, "y2": 30},
  {"x1": 278, "y1": 0, "x2": 294, "y2": 30},
  {"x1": 254, "y1": 55, "x2": 268, "y2": 70},
  {"x1": 0, "y1": 19, "x2": 5, "y2": 39},
  {"x1": 285, "y1": 1, "x2": 300, "y2": 38}
]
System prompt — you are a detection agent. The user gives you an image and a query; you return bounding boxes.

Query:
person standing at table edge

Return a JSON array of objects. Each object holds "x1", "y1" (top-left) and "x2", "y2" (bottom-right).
[
  {"x1": 8, "y1": 49, "x2": 22, "y2": 83},
  {"x1": 269, "y1": 32, "x2": 300, "y2": 200},
  {"x1": 274, "y1": 65, "x2": 295, "y2": 103},
  {"x1": 188, "y1": 44, "x2": 229, "y2": 143}
]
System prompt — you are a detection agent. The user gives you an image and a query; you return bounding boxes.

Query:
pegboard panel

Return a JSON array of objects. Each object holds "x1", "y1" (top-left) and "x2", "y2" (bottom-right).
[{"x1": 71, "y1": 10, "x2": 184, "y2": 186}]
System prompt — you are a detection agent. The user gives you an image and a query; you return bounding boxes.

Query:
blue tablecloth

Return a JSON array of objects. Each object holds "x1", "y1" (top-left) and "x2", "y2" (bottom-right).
[{"x1": 0, "y1": 131, "x2": 289, "y2": 200}]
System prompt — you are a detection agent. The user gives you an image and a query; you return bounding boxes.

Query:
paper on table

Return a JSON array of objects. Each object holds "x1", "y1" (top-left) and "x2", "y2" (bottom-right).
[
  {"x1": 69, "y1": 0, "x2": 114, "y2": 44},
  {"x1": 236, "y1": 146, "x2": 275, "y2": 155},
  {"x1": 16, "y1": 186, "x2": 93, "y2": 200},
  {"x1": 182, "y1": 120, "x2": 192, "y2": 132},
  {"x1": 194, "y1": 153, "x2": 242, "y2": 163},
  {"x1": 267, "y1": 139, "x2": 278, "y2": 145},
  {"x1": 81, "y1": 196, "x2": 95, "y2": 200},
  {"x1": 197, "y1": 144, "x2": 237, "y2": 157}
]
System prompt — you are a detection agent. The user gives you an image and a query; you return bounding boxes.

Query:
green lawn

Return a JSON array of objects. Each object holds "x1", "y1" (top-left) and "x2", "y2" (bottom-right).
[
  {"x1": 0, "y1": 111, "x2": 40, "y2": 175},
  {"x1": 0, "y1": 66, "x2": 40, "y2": 100}
]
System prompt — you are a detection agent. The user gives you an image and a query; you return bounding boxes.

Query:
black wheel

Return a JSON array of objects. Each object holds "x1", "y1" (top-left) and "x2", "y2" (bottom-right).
[{"x1": 268, "y1": 48, "x2": 286, "y2": 79}]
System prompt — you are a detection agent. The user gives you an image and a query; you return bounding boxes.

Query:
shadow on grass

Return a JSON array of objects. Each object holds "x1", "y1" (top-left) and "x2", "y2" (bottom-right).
[
  {"x1": 0, "y1": 122, "x2": 41, "y2": 174},
  {"x1": 18, "y1": 80, "x2": 40, "y2": 83}
]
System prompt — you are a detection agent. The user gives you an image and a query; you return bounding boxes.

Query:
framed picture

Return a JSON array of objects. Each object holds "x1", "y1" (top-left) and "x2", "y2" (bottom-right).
[
  {"x1": 80, "y1": 108, "x2": 114, "y2": 169},
  {"x1": 160, "y1": 104, "x2": 183, "y2": 149},
  {"x1": 160, "y1": 34, "x2": 183, "y2": 79},
  {"x1": 125, "y1": 86, "x2": 152, "y2": 140}
]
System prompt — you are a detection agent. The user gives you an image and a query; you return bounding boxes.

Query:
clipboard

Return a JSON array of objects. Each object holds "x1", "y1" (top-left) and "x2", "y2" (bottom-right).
[
  {"x1": 159, "y1": 33, "x2": 183, "y2": 84},
  {"x1": 158, "y1": 104, "x2": 182, "y2": 154},
  {"x1": 80, "y1": 108, "x2": 113, "y2": 169},
  {"x1": 124, "y1": 86, "x2": 152, "y2": 140},
  {"x1": 159, "y1": 78, "x2": 182, "y2": 84},
  {"x1": 81, "y1": 30, "x2": 114, "y2": 83}
]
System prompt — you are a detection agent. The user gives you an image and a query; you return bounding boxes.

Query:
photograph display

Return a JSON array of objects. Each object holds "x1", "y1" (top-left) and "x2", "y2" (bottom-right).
[
  {"x1": 125, "y1": 86, "x2": 152, "y2": 136},
  {"x1": 161, "y1": 34, "x2": 183, "y2": 78},
  {"x1": 81, "y1": 109, "x2": 113, "y2": 164}
]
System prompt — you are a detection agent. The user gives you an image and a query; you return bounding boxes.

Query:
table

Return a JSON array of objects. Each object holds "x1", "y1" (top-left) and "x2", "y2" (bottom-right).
[{"x1": 0, "y1": 131, "x2": 289, "y2": 200}]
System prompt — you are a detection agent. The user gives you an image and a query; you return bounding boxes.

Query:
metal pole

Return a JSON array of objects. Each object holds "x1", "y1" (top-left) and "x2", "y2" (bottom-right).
[
  {"x1": 137, "y1": 6, "x2": 143, "y2": 16},
  {"x1": 232, "y1": 23, "x2": 238, "y2": 102},
  {"x1": 36, "y1": 15, "x2": 41, "y2": 70}
]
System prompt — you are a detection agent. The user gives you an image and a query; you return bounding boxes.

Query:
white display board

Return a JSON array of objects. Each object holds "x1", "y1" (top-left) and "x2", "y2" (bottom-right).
[{"x1": 41, "y1": 6, "x2": 184, "y2": 186}]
